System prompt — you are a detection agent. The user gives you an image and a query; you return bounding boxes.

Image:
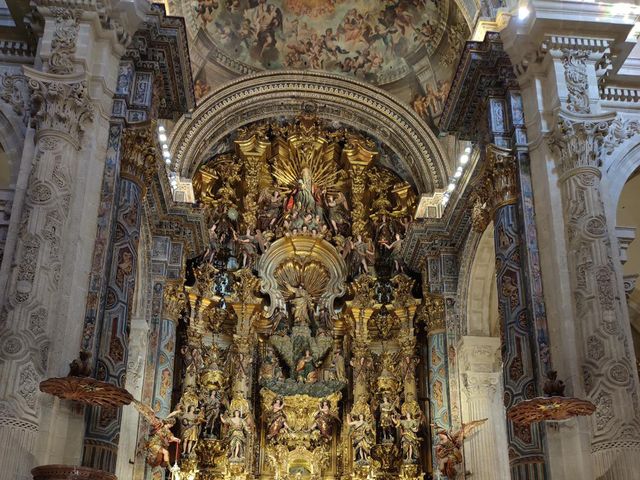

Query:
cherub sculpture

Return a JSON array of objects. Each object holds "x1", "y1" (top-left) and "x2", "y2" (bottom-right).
[
  {"x1": 434, "y1": 419, "x2": 487, "y2": 478},
  {"x1": 133, "y1": 400, "x2": 181, "y2": 467}
]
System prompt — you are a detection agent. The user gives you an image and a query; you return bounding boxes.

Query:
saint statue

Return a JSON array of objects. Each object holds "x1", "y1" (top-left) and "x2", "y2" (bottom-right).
[
  {"x1": 312, "y1": 399, "x2": 340, "y2": 443},
  {"x1": 295, "y1": 349, "x2": 317, "y2": 383},
  {"x1": 378, "y1": 395, "x2": 399, "y2": 443},
  {"x1": 347, "y1": 413, "x2": 374, "y2": 464},
  {"x1": 394, "y1": 412, "x2": 421, "y2": 463},
  {"x1": 266, "y1": 397, "x2": 290, "y2": 441},
  {"x1": 180, "y1": 405, "x2": 205, "y2": 455},
  {"x1": 203, "y1": 390, "x2": 223, "y2": 437},
  {"x1": 286, "y1": 284, "x2": 314, "y2": 327},
  {"x1": 221, "y1": 410, "x2": 251, "y2": 461}
]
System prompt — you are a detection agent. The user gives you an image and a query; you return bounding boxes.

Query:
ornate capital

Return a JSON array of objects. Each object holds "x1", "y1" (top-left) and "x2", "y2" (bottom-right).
[
  {"x1": 486, "y1": 144, "x2": 518, "y2": 209},
  {"x1": 28, "y1": 76, "x2": 94, "y2": 147},
  {"x1": 163, "y1": 281, "x2": 186, "y2": 321},
  {"x1": 457, "y1": 336, "x2": 501, "y2": 374},
  {"x1": 121, "y1": 124, "x2": 159, "y2": 188},
  {"x1": 420, "y1": 292, "x2": 445, "y2": 334},
  {"x1": 469, "y1": 176, "x2": 492, "y2": 234}
]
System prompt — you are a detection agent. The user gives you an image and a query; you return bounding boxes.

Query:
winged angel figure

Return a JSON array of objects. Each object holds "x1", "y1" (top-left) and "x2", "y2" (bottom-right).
[
  {"x1": 133, "y1": 400, "x2": 181, "y2": 467},
  {"x1": 434, "y1": 419, "x2": 487, "y2": 478}
]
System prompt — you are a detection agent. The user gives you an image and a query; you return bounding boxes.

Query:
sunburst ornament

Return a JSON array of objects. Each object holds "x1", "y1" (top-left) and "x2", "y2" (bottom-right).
[{"x1": 39, "y1": 376, "x2": 133, "y2": 408}]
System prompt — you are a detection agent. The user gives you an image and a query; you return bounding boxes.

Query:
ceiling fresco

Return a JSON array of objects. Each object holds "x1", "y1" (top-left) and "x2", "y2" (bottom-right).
[{"x1": 190, "y1": 0, "x2": 460, "y2": 86}]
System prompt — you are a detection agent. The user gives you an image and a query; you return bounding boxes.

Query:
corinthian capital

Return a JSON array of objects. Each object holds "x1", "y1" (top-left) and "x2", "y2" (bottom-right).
[
  {"x1": 548, "y1": 116, "x2": 612, "y2": 178},
  {"x1": 27, "y1": 72, "x2": 94, "y2": 146},
  {"x1": 163, "y1": 281, "x2": 186, "y2": 321}
]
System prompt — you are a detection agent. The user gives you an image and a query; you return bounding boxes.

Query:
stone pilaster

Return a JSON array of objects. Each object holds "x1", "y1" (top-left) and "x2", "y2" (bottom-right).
[
  {"x1": 83, "y1": 125, "x2": 158, "y2": 473},
  {"x1": 0, "y1": 72, "x2": 94, "y2": 480},
  {"x1": 549, "y1": 116, "x2": 640, "y2": 478},
  {"x1": 458, "y1": 336, "x2": 510, "y2": 480}
]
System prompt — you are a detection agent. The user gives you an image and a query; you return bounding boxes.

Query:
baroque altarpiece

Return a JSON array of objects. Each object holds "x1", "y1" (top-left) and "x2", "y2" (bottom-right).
[{"x1": 162, "y1": 116, "x2": 434, "y2": 479}]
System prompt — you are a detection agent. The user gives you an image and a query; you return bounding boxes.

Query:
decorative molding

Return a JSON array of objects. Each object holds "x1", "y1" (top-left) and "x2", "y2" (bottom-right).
[
  {"x1": 47, "y1": 7, "x2": 80, "y2": 75},
  {"x1": 169, "y1": 71, "x2": 448, "y2": 195},
  {"x1": 561, "y1": 49, "x2": 591, "y2": 114}
]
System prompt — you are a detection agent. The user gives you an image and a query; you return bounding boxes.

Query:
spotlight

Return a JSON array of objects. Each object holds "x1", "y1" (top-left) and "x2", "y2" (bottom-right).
[
  {"x1": 464, "y1": 146, "x2": 472, "y2": 154},
  {"x1": 162, "y1": 150, "x2": 171, "y2": 158},
  {"x1": 447, "y1": 183, "x2": 455, "y2": 192},
  {"x1": 454, "y1": 168, "x2": 462, "y2": 179},
  {"x1": 460, "y1": 154, "x2": 469, "y2": 165},
  {"x1": 158, "y1": 133, "x2": 167, "y2": 142},
  {"x1": 518, "y1": 5, "x2": 530, "y2": 20},
  {"x1": 158, "y1": 125, "x2": 165, "y2": 133},
  {"x1": 165, "y1": 158, "x2": 172, "y2": 165}
]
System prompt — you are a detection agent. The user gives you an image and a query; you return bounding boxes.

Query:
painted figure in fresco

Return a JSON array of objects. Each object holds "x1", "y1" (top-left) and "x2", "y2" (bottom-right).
[
  {"x1": 266, "y1": 397, "x2": 290, "y2": 441},
  {"x1": 378, "y1": 395, "x2": 399, "y2": 443},
  {"x1": 221, "y1": 410, "x2": 250, "y2": 461},
  {"x1": 347, "y1": 413, "x2": 374, "y2": 464},
  {"x1": 394, "y1": 412, "x2": 421, "y2": 463},
  {"x1": 180, "y1": 404, "x2": 205, "y2": 455},
  {"x1": 312, "y1": 399, "x2": 340, "y2": 442}
]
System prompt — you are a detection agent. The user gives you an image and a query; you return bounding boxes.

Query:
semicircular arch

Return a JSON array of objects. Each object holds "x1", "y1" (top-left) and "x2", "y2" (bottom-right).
[{"x1": 169, "y1": 71, "x2": 449, "y2": 194}]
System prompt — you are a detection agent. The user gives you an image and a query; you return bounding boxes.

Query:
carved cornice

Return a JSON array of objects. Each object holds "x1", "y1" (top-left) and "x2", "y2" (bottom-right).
[{"x1": 169, "y1": 71, "x2": 448, "y2": 194}]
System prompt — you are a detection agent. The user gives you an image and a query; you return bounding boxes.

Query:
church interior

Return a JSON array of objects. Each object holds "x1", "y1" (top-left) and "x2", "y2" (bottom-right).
[{"x1": 1, "y1": 0, "x2": 640, "y2": 479}]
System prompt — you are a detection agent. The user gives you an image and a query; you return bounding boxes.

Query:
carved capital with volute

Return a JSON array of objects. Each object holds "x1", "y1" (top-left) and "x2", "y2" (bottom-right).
[
  {"x1": 163, "y1": 281, "x2": 186, "y2": 321},
  {"x1": 486, "y1": 144, "x2": 518, "y2": 210}
]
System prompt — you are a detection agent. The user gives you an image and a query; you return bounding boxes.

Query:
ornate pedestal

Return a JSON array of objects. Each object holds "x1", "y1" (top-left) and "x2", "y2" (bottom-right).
[{"x1": 32, "y1": 465, "x2": 116, "y2": 480}]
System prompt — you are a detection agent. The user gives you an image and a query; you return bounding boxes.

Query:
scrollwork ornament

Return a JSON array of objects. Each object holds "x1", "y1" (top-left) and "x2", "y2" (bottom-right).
[
  {"x1": 562, "y1": 49, "x2": 591, "y2": 114},
  {"x1": 48, "y1": 8, "x2": 81, "y2": 75}
]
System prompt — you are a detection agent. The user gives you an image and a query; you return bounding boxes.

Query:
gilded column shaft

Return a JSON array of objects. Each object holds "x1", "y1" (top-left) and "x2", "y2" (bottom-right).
[{"x1": 550, "y1": 117, "x2": 640, "y2": 478}]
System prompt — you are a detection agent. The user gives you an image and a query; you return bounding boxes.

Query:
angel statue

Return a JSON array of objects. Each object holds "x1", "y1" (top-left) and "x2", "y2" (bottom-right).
[
  {"x1": 133, "y1": 400, "x2": 181, "y2": 467},
  {"x1": 266, "y1": 397, "x2": 290, "y2": 442},
  {"x1": 220, "y1": 409, "x2": 252, "y2": 461},
  {"x1": 435, "y1": 419, "x2": 487, "y2": 478},
  {"x1": 347, "y1": 413, "x2": 374, "y2": 464},
  {"x1": 393, "y1": 412, "x2": 421, "y2": 463},
  {"x1": 377, "y1": 395, "x2": 399, "y2": 443},
  {"x1": 312, "y1": 399, "x2": 341, "y2": 443}
]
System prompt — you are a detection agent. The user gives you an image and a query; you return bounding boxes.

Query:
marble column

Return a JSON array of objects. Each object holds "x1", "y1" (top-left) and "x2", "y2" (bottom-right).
[
  {"x1": 550, "y1": 117, "x2": 640, "y2": 478},
  {"x1": 83, "y1": 126, "x2": 158, "y2": 472},
  {"x1": 458, "y1": 336, "x2": 510, "y2": 480}
]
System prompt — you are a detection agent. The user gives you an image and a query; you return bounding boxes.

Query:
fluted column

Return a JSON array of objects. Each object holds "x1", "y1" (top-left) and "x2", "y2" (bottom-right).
[
  {"x1": 549, "y1": 117, "x2": 640, "y2": 478},
  {"x1": 83, "y1": 125, "x2": 158, "y2": 472},
  {"x1": 458, "y1": 336, "x2": 510, "y2": 480}
]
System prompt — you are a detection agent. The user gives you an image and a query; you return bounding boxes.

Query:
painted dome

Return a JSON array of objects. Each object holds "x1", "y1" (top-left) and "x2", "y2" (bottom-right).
[{"x1": 188, "y1": 0, "x2": 460, "y2": 86}]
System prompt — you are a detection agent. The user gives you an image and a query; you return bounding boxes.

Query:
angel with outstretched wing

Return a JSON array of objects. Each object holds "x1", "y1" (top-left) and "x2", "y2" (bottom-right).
[
  {"x1": 434, "y1": 418, "x2": 487, "y2": 478},
  {"x1": 133, "y1": 400, "x2": 181, "y2": 467}
]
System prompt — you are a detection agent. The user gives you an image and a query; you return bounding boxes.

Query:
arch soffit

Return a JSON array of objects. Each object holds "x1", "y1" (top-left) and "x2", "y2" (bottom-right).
[
  {"x1": 169, "y1": 71, "x2": 449, "y2": 194},
  {"x1": 459, "y1": 222, "x2": 498, "y2": 337},
  {"x1": 602, "y1": 134, "x2": 640, "y2": 227}
]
